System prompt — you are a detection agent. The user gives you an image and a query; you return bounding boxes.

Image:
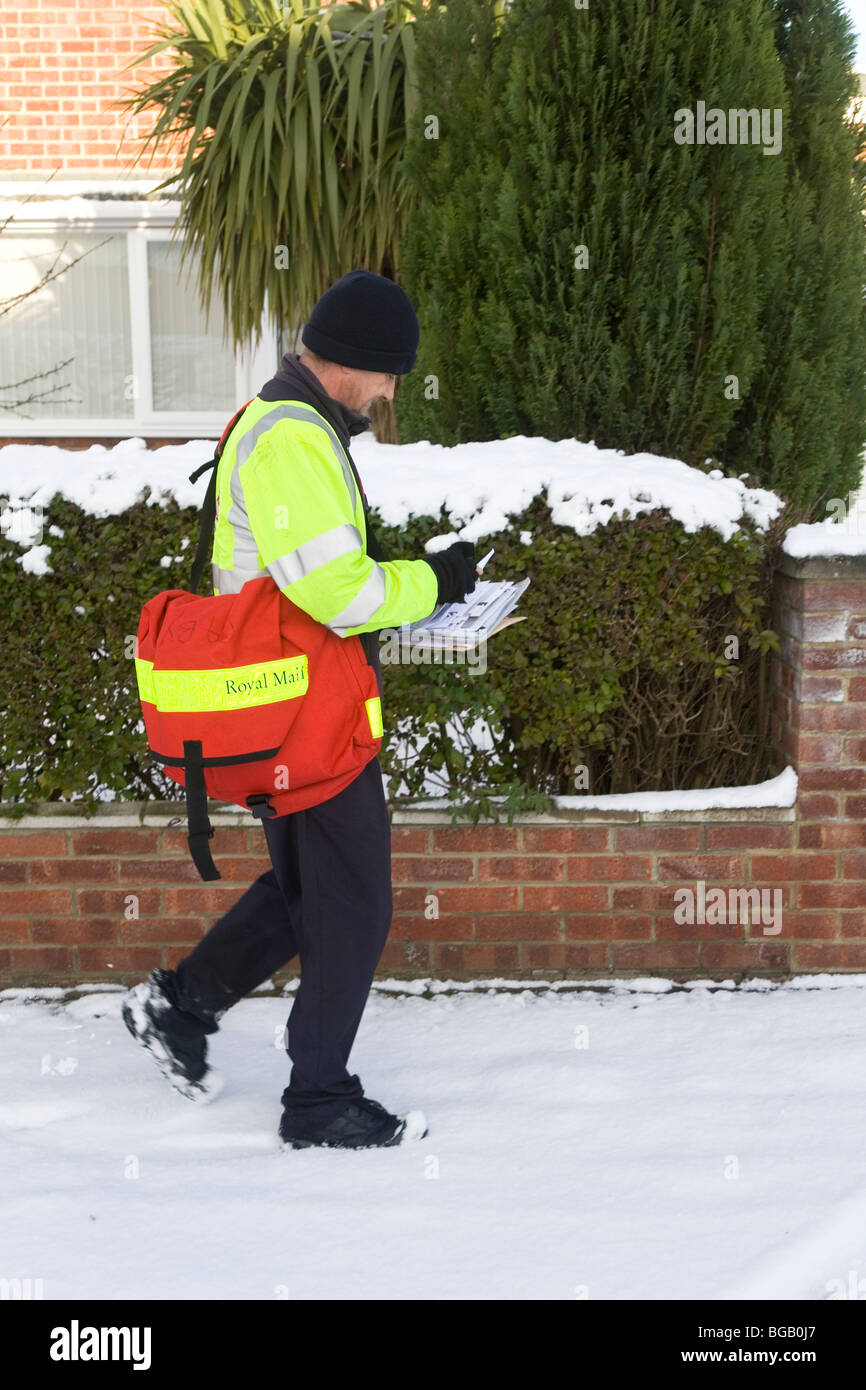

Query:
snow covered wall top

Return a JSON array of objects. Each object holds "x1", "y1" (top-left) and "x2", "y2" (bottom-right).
[
  {"x1": 782, "y1": 514, "x2": 866, "y2": 558},
  {"x1": 0, "y1": 432, "x2": 784, "y2": 544}
]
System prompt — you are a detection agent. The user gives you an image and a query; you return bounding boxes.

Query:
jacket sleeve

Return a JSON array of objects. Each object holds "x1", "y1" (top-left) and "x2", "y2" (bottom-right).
[{"x1": 237, "y1": 416, "x2": 439, "y2": 636}]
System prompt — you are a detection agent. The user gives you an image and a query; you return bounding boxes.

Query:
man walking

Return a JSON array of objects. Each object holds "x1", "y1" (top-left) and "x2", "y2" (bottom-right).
[{"x1": 122, "y1": 270, "x2": 479, "y2": 1150}]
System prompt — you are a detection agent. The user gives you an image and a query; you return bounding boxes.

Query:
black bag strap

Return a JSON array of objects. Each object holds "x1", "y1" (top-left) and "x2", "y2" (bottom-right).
[
  {"x1": 188, "y1": 400, "x2": 254, "y2": 592},
  {"x1": 188, "y1": 462, "x2": 219, "y2": 595},
  {"x1": 182, "y1": 739, "x2": 220, "y2": 881},
  {"x1": 152, "y1": 745, "x2": 280, "y2": 880}
]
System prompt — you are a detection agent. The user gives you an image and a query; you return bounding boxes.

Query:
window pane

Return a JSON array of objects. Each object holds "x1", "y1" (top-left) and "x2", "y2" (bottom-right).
[
  {"x1": 148, "y1": 240, "x2": 235, "y2": 411},
  {"x1": 0, "y1": 232, "x2": 133, "y2": 419}
]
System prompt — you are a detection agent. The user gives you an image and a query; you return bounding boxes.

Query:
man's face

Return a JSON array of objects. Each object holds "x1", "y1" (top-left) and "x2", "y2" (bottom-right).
[{"x1": 339, "y1": 367, "x2": 398, "y2": 414}]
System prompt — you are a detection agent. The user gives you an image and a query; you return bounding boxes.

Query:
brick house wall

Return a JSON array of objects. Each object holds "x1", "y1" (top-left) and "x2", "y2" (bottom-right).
[
  {"x1": 0, "y1": 552, "x2": 864, "y2": 986},
  {"x1": 0, "y1": 3, "x2": 284, "y2": 451},
  {"x1": 0, "y1": 1, "x2": 182, "y2": 179}
]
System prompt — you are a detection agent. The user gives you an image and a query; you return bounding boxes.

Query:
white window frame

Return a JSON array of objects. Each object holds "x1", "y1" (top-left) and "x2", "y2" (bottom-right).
[{"x1": 0, "y1": 194, "x2": 276, "y2": 438}]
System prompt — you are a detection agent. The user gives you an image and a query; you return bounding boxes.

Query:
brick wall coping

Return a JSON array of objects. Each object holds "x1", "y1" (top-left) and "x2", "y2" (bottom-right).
[
  {"x1": 777, "y1": 552, "x2": 866, "y2": 580},
  {"x1": 0, "y1": 801, "x2": 797, "y2": 830}
]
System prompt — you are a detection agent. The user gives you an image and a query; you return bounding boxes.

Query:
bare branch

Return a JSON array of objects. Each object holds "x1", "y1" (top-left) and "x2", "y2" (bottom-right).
[
  {"x1": 0, "y1": 357, "x2": 82, "y2": 415},
  {"x1": 0, "y1": 237, "x2": 113, "y2": 319}
]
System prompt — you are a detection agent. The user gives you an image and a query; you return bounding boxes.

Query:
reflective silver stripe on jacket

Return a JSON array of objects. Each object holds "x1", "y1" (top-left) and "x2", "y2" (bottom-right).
[
  {"x1": 234, "y1": 401, "x2": 358, "y2": 509},
  {"x1": 268, "y1": 523, "x2": 364, "y2": 589},
  {"x1": 212, "y1": 400, "x2": 360, "y2": 593},
  {"x1": 212, "y1": 565, "x2": 247, "y2": 595},
  {"x1": 222, "y1": 449, "x2": 260, "y2": 583},
  {"x1": 325, "y1": 564, "x2": 387, "y2": 634}
]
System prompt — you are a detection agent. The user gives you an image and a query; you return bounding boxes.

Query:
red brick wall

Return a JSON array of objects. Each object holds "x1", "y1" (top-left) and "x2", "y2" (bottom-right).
[
  {"x1": 1, "y1": 1, "x2": 184, "y2": 177},
  {"x1": 1, "y1": 553, "x2": 864, "y2": 986},
  {"x1": 771, "y1": 554, "x2": 866, "y2": 953},
  {"x1": 0, "y1": 813, "x2": 798, "y2": 984}
]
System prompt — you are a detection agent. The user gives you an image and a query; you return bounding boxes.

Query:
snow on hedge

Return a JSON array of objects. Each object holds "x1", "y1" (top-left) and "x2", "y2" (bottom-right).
[
  {"x1": 352, "y1": 434, "x2": 784, "y2": 541},
  {"x1": 0, "y1": 433, "x2": 783, "y2": 565}
]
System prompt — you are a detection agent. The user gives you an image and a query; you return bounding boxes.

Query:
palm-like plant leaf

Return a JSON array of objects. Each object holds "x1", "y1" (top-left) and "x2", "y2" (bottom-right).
[
  {"x1": 117, "y1": 0, "x2": 438, "y2": 348},
  {"x1": 116, "y1": 0, "x2": 509, "y2": 444}
]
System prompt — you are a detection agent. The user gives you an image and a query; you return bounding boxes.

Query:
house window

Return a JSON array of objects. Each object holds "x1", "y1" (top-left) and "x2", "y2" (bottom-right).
[
  {"x1": 0, "y1": 206, "x2": 273, "y2": 437},
  {"x1": 0, "y1": 230, "x2": 135, "y2": 419},
  {"x1": 146, "y1": 238, "x2": 235, "y2": 412}
]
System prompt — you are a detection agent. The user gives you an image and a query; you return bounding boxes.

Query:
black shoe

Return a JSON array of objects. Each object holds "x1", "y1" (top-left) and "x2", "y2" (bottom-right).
[
  {"x1": 280, "y1": 1096, "x2": 428, "y2": 1150},
  {"x1": 121, "y1": 969, "x2": 223, "y2": 1103}
]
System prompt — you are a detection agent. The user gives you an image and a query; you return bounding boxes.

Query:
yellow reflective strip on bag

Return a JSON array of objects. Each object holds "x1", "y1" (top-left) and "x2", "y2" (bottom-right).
[
  {"x1": 135, "y1": 655, "x2": 309, "y2": 713},
  {"x1": 365, "y1": 695, "x2": 383, "y2": 739},
  {"x1": 135, "y1": 658, "x2": 156, "y2": 705}
]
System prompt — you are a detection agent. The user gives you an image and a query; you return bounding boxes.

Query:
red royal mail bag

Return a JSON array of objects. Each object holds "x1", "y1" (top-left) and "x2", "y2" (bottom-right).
[{"x1": 134, "y1": 406, "x2": 383, "y2": 881}]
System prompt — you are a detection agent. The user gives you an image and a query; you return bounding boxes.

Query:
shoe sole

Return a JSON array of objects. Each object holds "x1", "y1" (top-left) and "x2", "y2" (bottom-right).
[
  {"x1": 122, "y1": 984, "x2": 224, "y2": 1105},
  {"x1": 285, "y1": 1108, "x2": 428, "y2": 1150}
]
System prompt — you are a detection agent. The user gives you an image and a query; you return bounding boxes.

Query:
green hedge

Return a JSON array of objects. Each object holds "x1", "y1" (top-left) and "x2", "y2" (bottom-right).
[{"x1": 0, "y1": 479, "x2": 784, "y2": 820}]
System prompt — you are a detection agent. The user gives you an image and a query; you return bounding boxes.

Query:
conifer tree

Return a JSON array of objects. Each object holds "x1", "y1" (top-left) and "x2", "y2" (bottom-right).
[
  {"x1": 397, "y1": 0, "x2": 504, "y2": 441},
  {"x1": 723, "y1": 0, "x2": 866, "y2": 511},
  {"x1": 398, "y1": 0, "x2": 866, "y2": 512}
]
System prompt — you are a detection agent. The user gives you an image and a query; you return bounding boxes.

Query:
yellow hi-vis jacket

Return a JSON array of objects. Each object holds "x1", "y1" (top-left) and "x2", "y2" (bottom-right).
[{"x1": 210, "y1": 395, "x2": 439, "y2": 636}]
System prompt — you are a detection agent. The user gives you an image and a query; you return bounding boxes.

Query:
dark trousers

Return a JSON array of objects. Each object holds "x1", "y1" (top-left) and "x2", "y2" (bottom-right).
[{"x1": 168, "y1": 758, "x2": 393, "y2": 1137}]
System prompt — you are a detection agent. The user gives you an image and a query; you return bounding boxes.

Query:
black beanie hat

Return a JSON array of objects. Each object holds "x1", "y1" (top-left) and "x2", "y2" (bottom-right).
[{"x1": 301, "y1": 269, "x2": 420, "y2": 376}]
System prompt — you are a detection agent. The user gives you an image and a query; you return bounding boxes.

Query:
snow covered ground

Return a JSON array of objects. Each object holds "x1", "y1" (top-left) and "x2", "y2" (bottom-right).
[{"x1": 1, "y1": 976, "x2": 865, "y2": 1302}]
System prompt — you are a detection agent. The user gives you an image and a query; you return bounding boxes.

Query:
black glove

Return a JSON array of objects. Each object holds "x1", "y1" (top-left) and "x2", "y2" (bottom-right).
[{"x1": 425, "y1": 541, "x2": 478, "y2": 604}]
